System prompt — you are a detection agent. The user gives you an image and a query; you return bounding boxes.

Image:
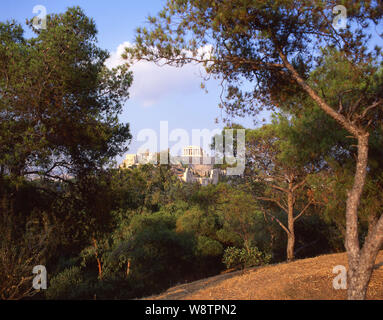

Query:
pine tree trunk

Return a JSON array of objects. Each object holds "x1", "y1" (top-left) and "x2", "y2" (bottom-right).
[
  {"x1": 287, "y1": 187, "x2": 295, "y2": 262},
  {"x1": 348, "y1": 266, "x2": 371, "y2": 299},
  {"x1": 287, "y1": 234, "x2": 295, "y2": 262},
  {"x1": 347, "y1": 241, "x2": 383, "y2": 299},
  {"x1": 345, "y1": 135, "x2": 369, "y2": 299},
  {"x1": 96, "y1": 257, "x2": 103, "y2": 280},
  {"x1": 347, "y1": 184, "x2": 383, "y2": 299},
  {"x1": 93, "y1": 238, "x2": 103, "y2": 280},
  {"x1": 126, "y1": 259, "x2": 131, "y2": 277}
]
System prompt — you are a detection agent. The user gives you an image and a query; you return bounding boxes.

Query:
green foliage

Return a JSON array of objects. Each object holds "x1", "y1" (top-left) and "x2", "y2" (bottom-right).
[
  {"x1": 46, "y1": 266, "x2": 87, "y2": 300},
  {"x1": 0, "y1": 6, "x2": 133, "y2": 300},
  {"x1": 176, "y1": 206, "x2": 219, "y2": 238},
  {"x1": 222, "y1": 247, "x2": 271, "y2": 270},
  {"x1": 0, "y1": 6, "x2": 132, "y2": 179},
  {"x1": 195, "y1": 236, "x2": 223, "y2": 257},
  {"x1": 217, "y1": 187, "x2": 263, "y2": 248},
  {"x1": 95, "y1": 211, "x2": 195, "y2": 296}
]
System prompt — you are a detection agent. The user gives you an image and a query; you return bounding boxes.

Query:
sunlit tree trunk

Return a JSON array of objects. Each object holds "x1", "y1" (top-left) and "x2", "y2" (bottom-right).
[
  {"x1": 287, "y1": 185, "x2": 295, "y2": 261},
  {"x1": 93, "y1": 238, "x2": 103, "y2": 280}
]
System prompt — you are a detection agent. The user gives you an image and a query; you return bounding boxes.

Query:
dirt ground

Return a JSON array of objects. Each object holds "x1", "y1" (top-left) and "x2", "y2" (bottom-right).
[{"x1": 145, "y1": 251, "x2": 383, "y2": 300}]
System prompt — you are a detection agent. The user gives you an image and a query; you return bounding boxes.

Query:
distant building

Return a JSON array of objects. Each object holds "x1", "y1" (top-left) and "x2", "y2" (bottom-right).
[
  {"x1": 120, "y1": 149, "x2": 156, "y2": 168},
  {"x1": 182, "y1": 166, "x2": 221, "y2": 185},
  {"x1": 181, "y1": 146, "x2": 215, "y2": 166},
  {"x1": 120, "y1": 146, "x2": 223, "y2": 186},
  {"x1": 183, "y1": 146, "x2": 204, "y2": 157},
  {"x1": 121, "y1": 154, "x2": 138, "y2": 168},
  {"x1": 137, "y1": 149, "x2": 157, "y2": 164}
]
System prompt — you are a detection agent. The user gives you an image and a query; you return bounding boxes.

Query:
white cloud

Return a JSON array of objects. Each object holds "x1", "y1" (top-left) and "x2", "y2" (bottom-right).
[{"x1": 105, "y1": 42, "x2": 211, "y2": 107}]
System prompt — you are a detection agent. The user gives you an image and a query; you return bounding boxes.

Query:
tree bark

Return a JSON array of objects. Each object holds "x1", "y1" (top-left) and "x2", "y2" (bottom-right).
[
  {"x1": 126, "y1": 259, "x2": 131, "y2": 277},
  {"x1": 348, "y1": 233, "x2": 383, "y2": 299},
  {"x1": 287, "y1": 234, "x2": 295, "y2": 262},
  {"x1": 287, "y1": 185, "x2": 295, "y2": 261},
  {"x1": 93, "y1": 238, "x2": 103, "y2": 280},
  {"x1": 345, "y1": 134, "x2": 368, "y2": 299},
  {"x1": 347, "y1": 165, "x2": 383, "y2": 299}
]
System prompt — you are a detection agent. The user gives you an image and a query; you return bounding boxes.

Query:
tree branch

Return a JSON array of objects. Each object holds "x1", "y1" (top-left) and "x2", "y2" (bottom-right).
[
  {"x1": 278, "y1": 50, "x2": 365, "y2": 138},
  {"x1": 294, "y1": 199, "x2": 313, "y2": 222},
  {"x1": 263, "y1": 210, "x2": 290, "y2": 235},
  {"x1": 292, "y1": 179, "x2": 306, "y2": 192},
  {"x1": 256, "y1": 196, "x2": 288, "y2": 214}
]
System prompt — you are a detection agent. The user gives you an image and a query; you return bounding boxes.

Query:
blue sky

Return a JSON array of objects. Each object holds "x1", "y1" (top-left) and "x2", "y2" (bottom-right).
[
  {"x1": 1, "y1": 0, "x2": 257, "y2": 163},
  {"x1": 2, "y1": 1, "x2": 382, "y2": 163}
]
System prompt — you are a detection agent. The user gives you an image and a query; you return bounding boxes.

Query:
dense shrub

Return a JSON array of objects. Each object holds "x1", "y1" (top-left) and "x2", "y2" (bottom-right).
[
  {"x1": 195, "y1": 236, "x2": 223, "y2": 257},
  {"x1": 46, "y1": 266, "x2": 89, "y2": 300},
  {"x1": 222, "y1": 247, "x2": 271, "y2": 270},
  {"x1": 46, "y1": 266, "x2": 140, "y2": 299}
]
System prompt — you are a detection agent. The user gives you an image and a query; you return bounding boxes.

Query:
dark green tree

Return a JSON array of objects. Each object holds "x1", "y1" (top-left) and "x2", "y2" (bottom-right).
[
  {"x1": 0, "y1": 7, "x2": 133, "y2": 298},
  {"x1": 0, "y1": 6, "x2": 132, "y2": 181},
  {"x1": 244, "y1": 115, "x2": 321, "y2": 261}
]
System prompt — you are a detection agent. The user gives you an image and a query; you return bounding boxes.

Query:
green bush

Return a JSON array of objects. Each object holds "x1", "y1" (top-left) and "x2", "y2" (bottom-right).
[
  {"x1": 222, "y1": 247, "x2": 271, "y2": 269},
  {"x1": 195, "y1": 236, "x2": 223, "y2": 257},
  {"x1": 46, "y1": 266, "x2": 91, "y2": 300}
]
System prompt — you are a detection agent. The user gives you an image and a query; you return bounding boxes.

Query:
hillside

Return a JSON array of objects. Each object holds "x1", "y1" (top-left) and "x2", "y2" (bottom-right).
[{"x1": 145, "y1": 251, "x2": 383, "y2": 300}]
